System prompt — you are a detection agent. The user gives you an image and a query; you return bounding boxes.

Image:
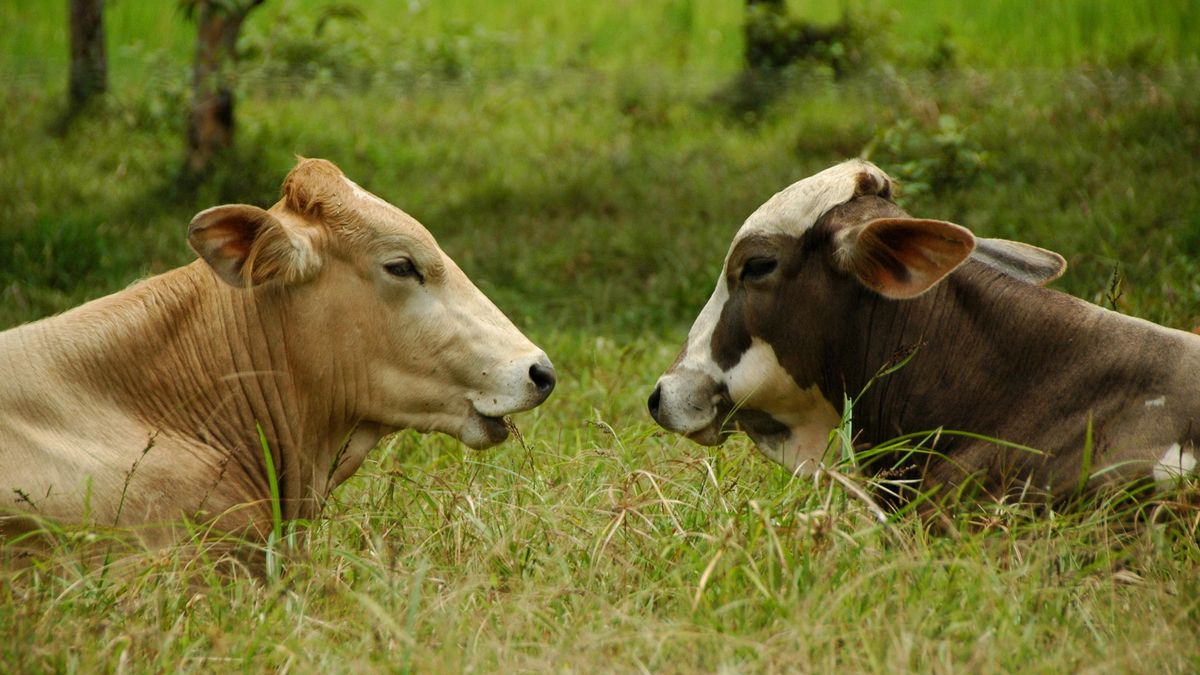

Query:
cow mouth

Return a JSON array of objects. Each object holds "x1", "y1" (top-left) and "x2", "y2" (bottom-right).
[
  {"x1": 479, "y1": 413, "x2": 510, "y2": 439},
  {"x1": 685, "y1": 425, "x2": 734, "y2": 446},
  {"x1": 461, "y1": 409, "x2": 512, "y2": 449},
  {"x1": 682, "y1": 398, "x2": 737, "y2": 446}
]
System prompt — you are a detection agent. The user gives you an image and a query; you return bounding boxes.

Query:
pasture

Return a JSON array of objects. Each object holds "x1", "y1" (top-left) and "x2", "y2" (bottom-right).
[{"x1": 2, "y1": 1, "x2": 1199, "y2": 671}]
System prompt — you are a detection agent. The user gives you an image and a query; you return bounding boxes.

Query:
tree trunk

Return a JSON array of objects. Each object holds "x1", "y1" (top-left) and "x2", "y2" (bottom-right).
[
  {"x1": 68, "y1": 0, "x2": 107, "y2": 110},
  {"x1": 186, "y1": 0, "x2": 264, "y2": 175}
]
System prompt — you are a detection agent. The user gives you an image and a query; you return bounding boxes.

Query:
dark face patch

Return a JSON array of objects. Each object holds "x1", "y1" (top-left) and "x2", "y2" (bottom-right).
[
  {"x1": 737, "y1": 409, "x2": 791, "y2": 444},
  {"x1": 707, "y1": 196, "x2": 912, "y2": 432},
  {"x1": 708, "y1": 227, "x2": 838, "y2": 439}
]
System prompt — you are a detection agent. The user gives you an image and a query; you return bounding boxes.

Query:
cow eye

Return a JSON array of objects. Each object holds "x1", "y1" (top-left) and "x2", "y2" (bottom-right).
[
  {"x1": 740, "y1": 257, "x2": 778, "y2": 281},
  {"x1": 384, "y1": 258, "x2": 424, "y2": 284}
]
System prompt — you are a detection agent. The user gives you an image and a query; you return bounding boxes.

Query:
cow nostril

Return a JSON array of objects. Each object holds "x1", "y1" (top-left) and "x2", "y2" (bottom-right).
[
  {"x1": 648, "y1": 385, "x2": 662, "y2": 421},
  {"x1": 529, "y1": 362, "x2": 556, "y2": 397}
]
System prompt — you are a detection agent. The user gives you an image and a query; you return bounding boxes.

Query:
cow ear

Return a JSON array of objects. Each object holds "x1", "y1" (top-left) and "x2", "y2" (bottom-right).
[
  {"x1": 836, "y1": 217, "x2": 975, "y2": 299},
  {"x1": 972, "y1": 238, "x2": 1066, "y2": 286},
  {"x1": 188, "y1": 204, "x2": 319, "y2": 288}
]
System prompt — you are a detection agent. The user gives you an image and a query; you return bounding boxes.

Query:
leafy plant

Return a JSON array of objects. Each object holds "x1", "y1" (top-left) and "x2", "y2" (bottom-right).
[{"x1": 866, "y1": 113, "x2": 990, "y2": 199}]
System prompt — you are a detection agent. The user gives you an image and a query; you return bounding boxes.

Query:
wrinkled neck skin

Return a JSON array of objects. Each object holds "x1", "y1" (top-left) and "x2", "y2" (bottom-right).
[
  {"x1": 823, "y1": 261, "x2": 1200, "y2": 499},
  {"x1": 1, "y1": 262, "x2": 380, "y2": 535}
]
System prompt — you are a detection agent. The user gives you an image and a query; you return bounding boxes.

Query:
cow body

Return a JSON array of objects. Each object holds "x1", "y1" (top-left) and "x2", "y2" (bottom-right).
[
  {"x1": 0, "y1": 158, "x2": 555, "y2": 541},
  {"x1": 650, "y1": 160, "x2": 1200, "y2": 502}
]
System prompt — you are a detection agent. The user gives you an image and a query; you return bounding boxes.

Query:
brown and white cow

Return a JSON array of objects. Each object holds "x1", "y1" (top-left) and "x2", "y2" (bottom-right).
[
  {"x1": 0, "y1": 158, "x2": 555, "y2": 541},
  {"x1": 649, "y1": 159, "x2": 1200, "y2": 502}
]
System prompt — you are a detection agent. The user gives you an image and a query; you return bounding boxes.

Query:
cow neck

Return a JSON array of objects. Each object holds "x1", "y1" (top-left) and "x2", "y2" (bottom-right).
[
  {"x1": 829, "y1": 261, "x2": 1181, "y2": 458},
  {"x1": 38, "y1": 262, "x2": 354, "y2": 520}
]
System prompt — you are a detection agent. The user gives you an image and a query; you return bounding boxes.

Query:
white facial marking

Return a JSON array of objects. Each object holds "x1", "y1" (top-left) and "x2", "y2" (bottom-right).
[
  {"x1": 1144, "y1": 396, "x2": 1167, "y2": 408},
  {"x1": 1152, "y1": 443, "x2": 1196, "y2": 483},
  {"x1": 738, "y1": 159, "x2": 889, "y2": 239},
  {"x1": 726, "y1": 339, "x2": 841, "y2": 475},
  {"x1": 677, "y1": 280, "x2": 730, "y2": 381},
  {"x1": 672, "y1": 159, "x2": 890, "y2": 377}
]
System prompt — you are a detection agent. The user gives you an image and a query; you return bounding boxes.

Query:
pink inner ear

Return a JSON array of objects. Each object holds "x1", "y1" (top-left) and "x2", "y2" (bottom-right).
[
  {"x1": 206, "y1": 222, "x2": 253, "y2": 250},
  {"x1": 188, "y1": 204, "x2": 279, "y2": 287},
  {"x1": 893, "y1": 230, "x2": 971, "y2": 268},
  {"x1": 218, "y1": 239, "x2": 249, "y2": 260},
  {"x1": 200, "y1": 222, "x2": 259, "y2": 277},
  {"x1": 852, "y1": 218, "x2": 975, "y2": 299}
]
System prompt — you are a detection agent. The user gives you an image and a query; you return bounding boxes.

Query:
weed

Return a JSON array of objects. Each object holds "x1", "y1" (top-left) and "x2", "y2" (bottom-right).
[{"x1": 866, "y1": 114, "x2": 990, "y2": 199}]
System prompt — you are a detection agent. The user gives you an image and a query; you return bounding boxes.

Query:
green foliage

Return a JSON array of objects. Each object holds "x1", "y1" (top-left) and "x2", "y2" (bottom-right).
[
  {"x1": 0, "y1": 215, "x2": 120, "y2": 292},
  {"x1": 743, "y1": 3, "x2": 860, "y2": 75},
  {"x1": 868, "y1": 114, "x2": 990, "y2": 199},
  {"x1": 3, "y1": 1, "x2": 1200, "y2": 671}
]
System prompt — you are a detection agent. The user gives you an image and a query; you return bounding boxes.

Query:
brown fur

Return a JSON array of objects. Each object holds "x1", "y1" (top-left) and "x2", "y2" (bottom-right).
[{"x1": 718, "y1": 195, "x2": 1200, "y2": 502}]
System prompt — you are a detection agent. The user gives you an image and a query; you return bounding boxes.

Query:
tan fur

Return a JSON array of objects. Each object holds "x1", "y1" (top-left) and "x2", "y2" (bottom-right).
[{"x1": 0, "y1": 158, "x2": 553, "y2": 546}]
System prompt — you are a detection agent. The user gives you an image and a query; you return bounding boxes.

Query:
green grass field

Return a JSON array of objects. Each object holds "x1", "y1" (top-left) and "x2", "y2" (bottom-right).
[{"x1": 3, "y1": 1, "x2": 1200, "y2": 671}]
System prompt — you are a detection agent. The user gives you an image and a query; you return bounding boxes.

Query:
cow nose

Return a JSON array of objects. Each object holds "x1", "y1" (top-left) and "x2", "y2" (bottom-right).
[
  {"x1": 529, "y1": 361, "x2": 557, "y2": 400},
  {"x1": 648, "y1": 384, "x2": 662, "y2": 423}
]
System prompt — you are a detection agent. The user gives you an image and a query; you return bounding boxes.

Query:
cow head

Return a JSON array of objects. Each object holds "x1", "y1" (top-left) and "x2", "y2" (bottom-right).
[
  {"x1": 649, "y1": 160, "x2": 985, "y2": 473},
  {"x1": 187, "y1": 158, "x2": 555, "y2": 449}
]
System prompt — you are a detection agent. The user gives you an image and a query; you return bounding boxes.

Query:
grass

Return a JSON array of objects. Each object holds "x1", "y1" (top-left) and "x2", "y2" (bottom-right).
[
  {"x1": 5, "y1": 354, "x2": 1199, "y2": 670},
  {"x1": 3, "y1": 1, "x2": 1200, "y2": 672},
  {"x1": 5, "y1": 0, "x2": 1198, "y2": 79}
]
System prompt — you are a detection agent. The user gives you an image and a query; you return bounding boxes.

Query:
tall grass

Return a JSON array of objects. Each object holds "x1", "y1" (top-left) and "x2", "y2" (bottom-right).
[{"x1": 5, "y1": 365, "x2": 1199, "y2": 670}]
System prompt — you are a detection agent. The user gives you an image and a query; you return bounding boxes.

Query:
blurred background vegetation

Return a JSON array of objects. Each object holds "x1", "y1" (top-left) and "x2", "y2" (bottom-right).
[{"x1": 3, "y1": 0, "x2": 1199, "y2": 338}]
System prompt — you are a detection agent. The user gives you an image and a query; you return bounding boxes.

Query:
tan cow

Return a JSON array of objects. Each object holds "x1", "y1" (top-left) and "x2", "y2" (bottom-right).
[
  {"x1": 0, "y1": 158, "x2": 555, "y2": 542},
  {"x1": 650, "y1": 159, "x2": 1200, "y2": 505}
]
